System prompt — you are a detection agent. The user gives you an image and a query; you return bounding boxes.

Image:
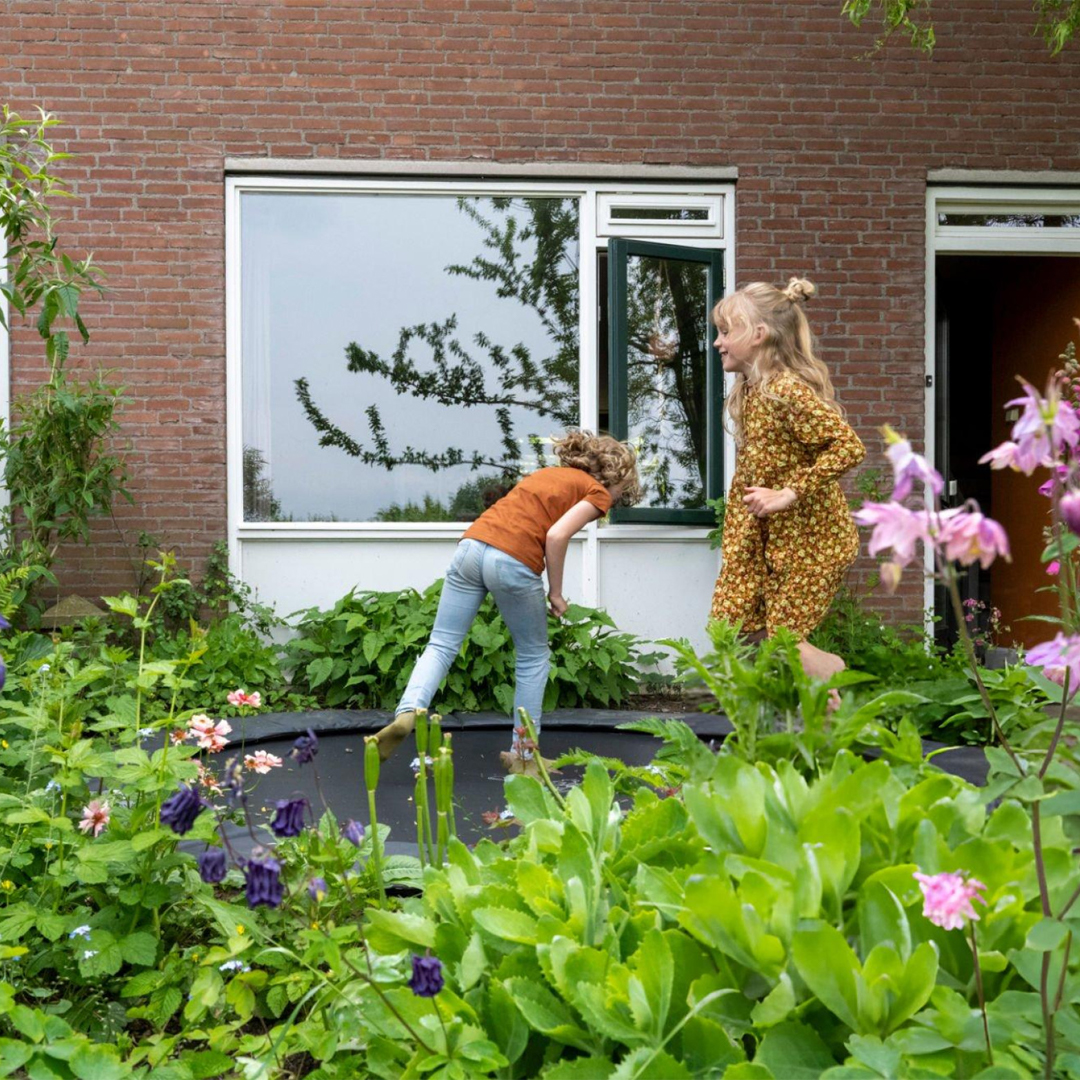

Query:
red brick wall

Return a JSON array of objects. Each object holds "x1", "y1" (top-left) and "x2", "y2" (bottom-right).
[{"x1": 4, "y1": 0, "x2": 1080, "y2": 621}]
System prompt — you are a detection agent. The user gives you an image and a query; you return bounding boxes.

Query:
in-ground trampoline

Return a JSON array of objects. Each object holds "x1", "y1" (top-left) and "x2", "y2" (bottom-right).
[{"x1": 203, "y1": 709, "x2": 990, "y2": 859}]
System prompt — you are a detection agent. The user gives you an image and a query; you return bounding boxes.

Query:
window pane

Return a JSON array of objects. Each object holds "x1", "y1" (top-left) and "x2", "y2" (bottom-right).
[
  {"x1": 937, "y1": 212, "x2": 1080, "y2": 228},
  {"x1": 241, "y1": 193, "x2": 580, "y2": 522},
  {"x1": 609, "y1": 206, "x2": 710, "y2": 221},
  {"x1": 623, "y1": 253, "x2": 710, "y2": 510}
]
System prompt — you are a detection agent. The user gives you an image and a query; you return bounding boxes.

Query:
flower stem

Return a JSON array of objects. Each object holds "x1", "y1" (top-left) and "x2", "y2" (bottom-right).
[{"x1": 969, "y1": 921, "x2": 993, "y2": 1066}]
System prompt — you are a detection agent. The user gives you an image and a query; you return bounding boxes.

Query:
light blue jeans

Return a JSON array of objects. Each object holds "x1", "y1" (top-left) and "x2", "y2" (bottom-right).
[{"x1": 396, "y1": 539, "x2": 550, "y2": 738}]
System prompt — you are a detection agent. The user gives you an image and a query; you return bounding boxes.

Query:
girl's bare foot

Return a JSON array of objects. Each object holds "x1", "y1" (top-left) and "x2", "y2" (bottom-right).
[
  {"x1": 796, "y1": 640, "x2": 847, "y2": 682},
  {"x1": 372, "y1": 710, "x2": 416, "y2": 761}
]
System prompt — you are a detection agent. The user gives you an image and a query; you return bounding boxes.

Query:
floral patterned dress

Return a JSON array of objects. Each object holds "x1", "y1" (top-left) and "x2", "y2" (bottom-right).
[{"x1": 711, "y1": 373, "x2": 866, "y2": 639}]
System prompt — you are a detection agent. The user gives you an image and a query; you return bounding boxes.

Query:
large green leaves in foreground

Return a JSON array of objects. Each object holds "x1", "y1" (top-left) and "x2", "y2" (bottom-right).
[{"x1": 361, "y1": 752, "x2": 1062, "y2": 1078}]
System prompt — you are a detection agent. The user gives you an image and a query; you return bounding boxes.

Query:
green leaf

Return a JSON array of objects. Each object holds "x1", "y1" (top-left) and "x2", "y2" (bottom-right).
[
  {"x1": 0, "y1": 1040, "x2": 33, "y2": 1074},
  {"x1": 504, "y1": 774, "x2": 561, "y2": 824},
  {"x1": 69, "y1": 1042, "x2": 129, "y2": 1080},
  {"x1": 791, "y1": 923, "x2": 860, "y2": 1031},
  {"x1": 755, "y1": 1021, "x2": 838, "y2": 1078},
  {"x1": 610, "y1": 1048, "x2": 693, "y2": 1079},
  {"x1": 364, "y1": 908, "x2": 436, "y2": 949},
  {"x1": 502, "y1": 978, "x2": 592, "y2": 1052},
  {"x1": 542, "y1": 1059, "x2": 615, "y2": 1079},
  {"x1": 184, "y1": 1050, "x2": 234, "y2": 1079},
  {"x1": 1027, "y1": 917, "x2": 1070, "y2": 952},
  {"x1": 473, "y1": 907, "x2": 539, "y2": 945},
  {"x1": 119, "y1": 932, "x2": 158, "y2": 966},
  {"x1": 750, "y1": 974, "x2": 796, "y2": 1029}
]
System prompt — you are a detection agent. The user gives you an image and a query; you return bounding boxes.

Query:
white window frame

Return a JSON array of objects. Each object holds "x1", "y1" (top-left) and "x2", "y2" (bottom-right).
[
  {"x1": 924, "y1": 183, "x2": 1080, "y2": 619},
  {"x1": 597, "y1": 192, "x2": 724, "y2": 238},
  {"x1": 226, "y1": 176, "x2": 736, "y2": 563}
]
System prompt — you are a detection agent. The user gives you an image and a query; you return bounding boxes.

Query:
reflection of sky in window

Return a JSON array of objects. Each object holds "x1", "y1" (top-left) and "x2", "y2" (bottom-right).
[{"x1": 241, "y1": 194, "x2": 579, "y2": 521}]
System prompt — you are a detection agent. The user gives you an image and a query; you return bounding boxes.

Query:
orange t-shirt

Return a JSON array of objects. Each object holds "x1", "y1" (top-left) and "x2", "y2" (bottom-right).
[{"x1": 462, "y1": 466, "x2": 612, "y2": 575}]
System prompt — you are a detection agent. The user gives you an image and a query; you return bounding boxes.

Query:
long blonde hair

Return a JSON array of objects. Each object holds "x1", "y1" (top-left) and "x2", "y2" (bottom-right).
[
  {"x1": 552, "y1": 430, "x2": 642, "y2": 506},
  {"x1": 713, "y1": 277, "x2": 842, "y2": 446}
]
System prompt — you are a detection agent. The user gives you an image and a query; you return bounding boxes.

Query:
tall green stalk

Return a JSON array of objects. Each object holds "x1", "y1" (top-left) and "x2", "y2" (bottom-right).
[{"x1": 363, "y1": 737, "x2": 386, "y2": 904}]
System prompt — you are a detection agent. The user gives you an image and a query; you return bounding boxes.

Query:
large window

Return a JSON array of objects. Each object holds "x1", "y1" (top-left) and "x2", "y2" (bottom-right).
[
  {"x1": 240, "y1": 192, "x2": 580, "y2": 523},
  {"x1": 231, "y1": 179, "x2": 732, "y2": 530}
]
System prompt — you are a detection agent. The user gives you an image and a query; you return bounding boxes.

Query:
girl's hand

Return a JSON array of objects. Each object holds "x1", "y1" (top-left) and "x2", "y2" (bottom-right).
[
  {"x1": 548, "y1": 592, "x2": 568, "y2": 618},
  {"x1": 743, "y1": 486, "x2": 797, "y2": 518}
]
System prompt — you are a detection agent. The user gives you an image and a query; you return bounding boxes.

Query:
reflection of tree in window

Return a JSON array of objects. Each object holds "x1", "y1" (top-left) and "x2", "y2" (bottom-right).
[
  {"x1": 624, "y1": 255, "x2": 708, "y2": 510},
  {"x1": 294, "y1": 198, "x2": 579, "y2": 520},
  {"x1": 244, "y1": 445, "x2": 286, "y2": 522}
]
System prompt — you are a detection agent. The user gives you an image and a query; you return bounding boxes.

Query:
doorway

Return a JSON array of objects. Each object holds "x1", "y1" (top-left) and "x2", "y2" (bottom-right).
[{"x1": 936, "y1": 254, "x2": 1080, "y2": 648}]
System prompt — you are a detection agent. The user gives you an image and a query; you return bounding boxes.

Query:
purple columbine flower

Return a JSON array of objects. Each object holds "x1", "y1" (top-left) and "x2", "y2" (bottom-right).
[
  {"x1": 408, "y1": 954, "x2": 444, "y2": 997},
  {"x1": 308, "y1": 876, "x2": 328, "y2": 902},
  {"x1": 244, "y1": 851, "x2": 283, "y2": 909},
  {"x1": 341, "y1": 819, "x2": 364, "y2": 847},
  {"x1": 291, "y1": 728, "x2": 319, "y2": 766},
  {"x1": 269, "y1": 798, "x2": 307, "y2": 838},
  {"x1": 160, "y1": 784, "x2": 205, "y2": 835},
  {"x1": 198, "y1": 847, "x2": 228, "y2": 884},
  {"x1": 0, "y1": 615, "x2": 9, "y2": 630}
]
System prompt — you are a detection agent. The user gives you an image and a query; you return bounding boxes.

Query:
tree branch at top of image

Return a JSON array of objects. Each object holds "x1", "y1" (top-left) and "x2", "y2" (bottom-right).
[{"x1": 843, "y1": 0, "x2": 1080, "y2": 55}]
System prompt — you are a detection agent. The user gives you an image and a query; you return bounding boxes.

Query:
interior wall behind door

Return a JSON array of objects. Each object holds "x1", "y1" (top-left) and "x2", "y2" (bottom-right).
[{"x1": 940, "y1": 255, "x2": 1080, "y2": 649}]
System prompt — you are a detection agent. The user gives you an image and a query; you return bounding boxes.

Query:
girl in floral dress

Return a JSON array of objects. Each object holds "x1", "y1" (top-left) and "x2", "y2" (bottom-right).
[{"x1": 710, "y1": 278, "x2": 865, "y2": 683}]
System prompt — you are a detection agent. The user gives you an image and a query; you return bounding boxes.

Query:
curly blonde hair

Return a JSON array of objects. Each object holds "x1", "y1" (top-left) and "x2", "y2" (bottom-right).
[
  {"x1": 713, "y1": 276, "x2": 843, "y2": 446},
  {"x1": 552, "y1": 430, "x2": 642, "y2": 507}
]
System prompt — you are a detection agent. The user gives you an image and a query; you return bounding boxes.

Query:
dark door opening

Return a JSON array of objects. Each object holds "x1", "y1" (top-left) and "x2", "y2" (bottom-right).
[{"x1": 936, "y1": 254, "x2": 1080, "y2": 649}]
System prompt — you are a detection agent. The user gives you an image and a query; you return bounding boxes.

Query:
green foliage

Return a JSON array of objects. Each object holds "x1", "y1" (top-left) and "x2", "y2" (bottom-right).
[
  {"x1": 842, "y1": 0, "x2": 935, "y2": 52},
  {"x1": 664, "y1": 621, "x2": 927, "y2": 773},
  {"x1": 284, "y1": 583, "x2": 662, "y2": 713},
  {"x1": 842, "y1": 0, "x2": 1080, "y2": 55},
  {"x1": 360, "y1": 751, "x2": 1069, "y2": 1076},
  {"x1": 149, "y1": 613, "x2": 297, "y2": 716},
  {"x1": 0, "y1": 107, "x2": 129, "y2": 617},
  {"x1": 810, "y1": 587, "x2": 961, "y2": 684}
]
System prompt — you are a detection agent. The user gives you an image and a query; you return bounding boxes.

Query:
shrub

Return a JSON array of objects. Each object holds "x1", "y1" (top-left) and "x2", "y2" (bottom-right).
[{"x1": 283, "y1": 583, "x2": 663, "y2": 713}]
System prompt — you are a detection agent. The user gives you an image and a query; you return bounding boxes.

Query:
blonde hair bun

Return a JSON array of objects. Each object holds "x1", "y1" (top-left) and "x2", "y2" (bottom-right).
[{"x1": 783, "y1": 277, "x2": 816, "y2": 304}]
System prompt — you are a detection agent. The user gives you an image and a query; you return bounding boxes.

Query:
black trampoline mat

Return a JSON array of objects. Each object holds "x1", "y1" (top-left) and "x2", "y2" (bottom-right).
[{"x1": 215, "y1": 726, "x2": 675, "y2": 858}]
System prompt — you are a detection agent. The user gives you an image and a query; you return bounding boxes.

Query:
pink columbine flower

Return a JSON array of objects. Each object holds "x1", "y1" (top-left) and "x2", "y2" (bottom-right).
[
  {"x1": 1048, "y1": 560, "x2": 1061, "y2": 576},
  {"x1": 935, "y1": 508, "x2": 1011, "y2": 569},
  {"x1": 78, "y1": 800, "x2": 111, "y2": 838},
  {"x1": 1006, "y1": 377, "x2": 1080, "y2": 475},
  {"x1": 227, "y1": 689, "x2": 262, "y2": 709},
  {"x1": 244, "y1": 751, "x2": 283, "y2": 774},
  {"x1": 853, "y1": 502, "x2": 929, "y2": 566},
  {"x1": 188, "y1": 714, "x2": 215, "y2": 736},
  {"x1": 885, "y1": 436, "x2": 944, "y2": 501},
  {"x1": 914, "y1": 870, "x2": 986, "y2": 931},
  {"x1": 190, "y1": 716, "x2": 232, "y2": 753},
  {"x1": 978, "y1": 440, "x2": 1022, "y2": 472},
  {"x1": 1026, "y1": 632, "x2": 1080, "y2": 694},
  {"x1": 1038, "y1": 464, "x2": 1070, "y2": 497}
]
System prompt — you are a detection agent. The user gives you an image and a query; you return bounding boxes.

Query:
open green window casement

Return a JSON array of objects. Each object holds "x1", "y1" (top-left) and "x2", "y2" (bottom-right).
[{"x1": 607, "y1": 239, "x2": 725, "y2": 524}]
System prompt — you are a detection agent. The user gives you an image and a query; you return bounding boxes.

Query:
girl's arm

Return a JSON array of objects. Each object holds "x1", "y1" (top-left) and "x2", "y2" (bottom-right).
[
  {"x1": 775, "y1": 377, "x2": 866, "y2": 499},
  {"x1": 545, "y1": 499, "x2": 604, "y2": 617}
]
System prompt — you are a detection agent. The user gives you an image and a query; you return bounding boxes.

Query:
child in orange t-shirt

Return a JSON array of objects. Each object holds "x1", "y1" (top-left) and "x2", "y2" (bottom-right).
[{"x1": 374, "y1": 431, "x2": 641, "y2": 772}]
